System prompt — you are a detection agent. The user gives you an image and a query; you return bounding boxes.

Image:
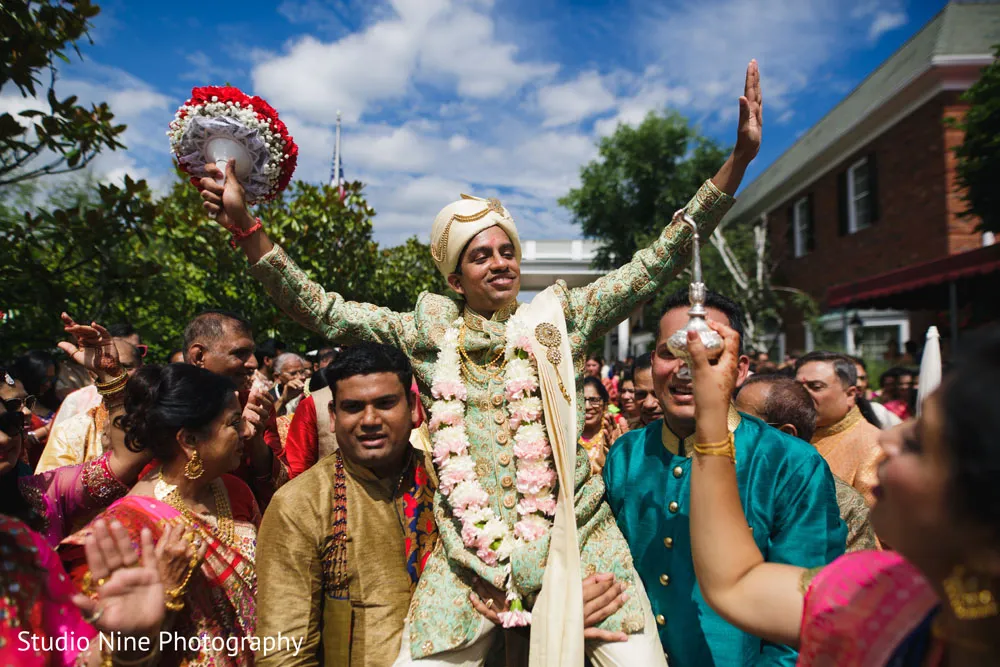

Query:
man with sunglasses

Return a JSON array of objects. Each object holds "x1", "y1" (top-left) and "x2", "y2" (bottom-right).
[{"x1": 36, "y1": 338, "x2": 143, "y2": 473}]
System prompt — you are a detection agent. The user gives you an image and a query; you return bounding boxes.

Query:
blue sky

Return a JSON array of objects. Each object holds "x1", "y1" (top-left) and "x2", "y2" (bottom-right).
[{"x1": 6, "y1": 0, "x2": 952, "y2": 244}]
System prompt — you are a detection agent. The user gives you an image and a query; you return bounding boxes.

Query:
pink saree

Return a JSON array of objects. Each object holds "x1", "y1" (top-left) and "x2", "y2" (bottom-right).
[
  {"x1": 59, "y1": 475, "x2": 259, "y2": 666},
  {"x1": 0, "y1": 513, "x2": 96, "y2": 667},
  {"x1": 798, "y1": 551, "x2": 940, "y2": 666}
]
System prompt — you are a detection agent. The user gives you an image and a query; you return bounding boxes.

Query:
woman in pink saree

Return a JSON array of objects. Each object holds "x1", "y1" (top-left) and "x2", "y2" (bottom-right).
[
  {"x1": 61, "y1": 361, "x2": 260, "y2": 666},
  {"x1": 683, "y1": 323, "x2": 1000, "y2": 666}
]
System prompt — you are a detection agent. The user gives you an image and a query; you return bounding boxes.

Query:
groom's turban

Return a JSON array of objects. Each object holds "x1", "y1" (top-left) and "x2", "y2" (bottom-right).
[{"x1": 429, "y1": 194, "x2": 521, "y2": 278}]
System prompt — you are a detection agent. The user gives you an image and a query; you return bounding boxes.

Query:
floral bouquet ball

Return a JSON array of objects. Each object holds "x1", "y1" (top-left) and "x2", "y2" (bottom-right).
[{"x1": 168, "y1": 86, "x2": 298, "y2": 203}]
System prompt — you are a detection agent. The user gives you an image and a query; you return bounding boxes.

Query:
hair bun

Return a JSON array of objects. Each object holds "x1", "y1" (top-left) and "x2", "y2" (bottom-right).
[{"x1": 119, "y1": 365, "x2": 164, "y2": 453}]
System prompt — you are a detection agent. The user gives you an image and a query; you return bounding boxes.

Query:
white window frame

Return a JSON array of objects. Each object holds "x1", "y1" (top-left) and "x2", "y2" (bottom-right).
[
  {"x1": 792, "y1": 196, "x2": 810, "y2": 258},
  {"x1": 847, "y1": 156, "x2": 871, "y2": 234}
]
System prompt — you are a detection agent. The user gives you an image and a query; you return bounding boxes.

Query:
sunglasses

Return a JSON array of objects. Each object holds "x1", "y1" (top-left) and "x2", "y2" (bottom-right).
[{"x1": 2, "y1": 396, "x2": 36, "y2": 413}]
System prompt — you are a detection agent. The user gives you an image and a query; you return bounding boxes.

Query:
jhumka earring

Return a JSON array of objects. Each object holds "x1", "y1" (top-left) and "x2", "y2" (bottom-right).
[
  {"x1": 183, "y1": 451, "x2": 204, "y2": 480},
  {"x1": 943, "y1": 565, "x2": 999, "y2": 620}
]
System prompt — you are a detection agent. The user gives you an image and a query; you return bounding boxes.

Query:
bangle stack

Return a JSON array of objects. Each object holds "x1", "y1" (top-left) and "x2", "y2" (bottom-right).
[
  {"x1": 693, "y1": 432, "x2": 736, "y2": 464},
  {"x1": 96, "y1": 370, "x2": 129, "y2": 410}
]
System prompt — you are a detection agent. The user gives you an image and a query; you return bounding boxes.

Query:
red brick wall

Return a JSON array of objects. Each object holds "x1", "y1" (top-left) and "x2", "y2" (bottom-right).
[
  {"x1": 768, "y1": 91, "x2": 981, "y2": 305},
  {"x1": 943, "y1": 96, "x2": 981, "y2": 254}
]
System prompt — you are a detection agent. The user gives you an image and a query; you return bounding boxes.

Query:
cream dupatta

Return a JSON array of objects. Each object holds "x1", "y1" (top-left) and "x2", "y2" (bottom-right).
[{"x1": 519, "y1": 288, "x2": 585, "y2": 667}]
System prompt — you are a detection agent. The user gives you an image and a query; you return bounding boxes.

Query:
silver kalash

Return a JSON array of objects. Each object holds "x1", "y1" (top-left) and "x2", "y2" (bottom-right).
[{"x1": 666, "y1": 209, "x2": 723, "y2": 380}]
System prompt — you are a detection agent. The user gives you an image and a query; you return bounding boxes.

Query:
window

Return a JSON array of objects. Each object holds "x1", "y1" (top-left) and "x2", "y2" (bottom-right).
[
  {"x1": 793, "y1": 197, "x2": 810, "y2": 258},
  {"x1": 847, "y1": 157, "x2": 871, "y2": 234}
]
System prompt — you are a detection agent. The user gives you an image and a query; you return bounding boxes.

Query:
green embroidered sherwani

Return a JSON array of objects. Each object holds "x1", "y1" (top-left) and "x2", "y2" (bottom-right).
[{"x1": 248, "y1": 180, "x2": 734, "y2": 658}]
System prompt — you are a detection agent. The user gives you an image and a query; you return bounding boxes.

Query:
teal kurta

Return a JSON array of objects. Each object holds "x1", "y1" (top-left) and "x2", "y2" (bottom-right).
[
  {"x1": 248, "y1": 180, "x2": 734, "y2": 657},
  {"x1": 603, "y1": 413, "x2": 846, "y2": 667}
]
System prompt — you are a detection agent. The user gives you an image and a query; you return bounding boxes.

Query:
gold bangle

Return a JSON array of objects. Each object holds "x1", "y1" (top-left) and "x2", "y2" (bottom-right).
[
  {"x1": 95, "y1": 371, "x2": 128, "y2": 390},
  {"x1": 693, "y1": 432, "x2": 736, "y2": 463}
]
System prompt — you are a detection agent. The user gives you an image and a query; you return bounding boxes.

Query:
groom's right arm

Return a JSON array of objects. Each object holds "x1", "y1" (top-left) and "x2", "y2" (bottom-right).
[{"x1": 196, "y1": 162, "x2": 417, "y2": 349}]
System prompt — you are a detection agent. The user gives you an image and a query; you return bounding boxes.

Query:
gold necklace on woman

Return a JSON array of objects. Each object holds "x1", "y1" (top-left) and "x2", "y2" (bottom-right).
[{"x1": 155, "y1": 472, "x2": 237, "y2": 550}]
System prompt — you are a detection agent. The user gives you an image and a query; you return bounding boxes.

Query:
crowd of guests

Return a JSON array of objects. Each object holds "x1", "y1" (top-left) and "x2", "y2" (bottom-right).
[{"x1": 1, "y1": 296, "x2": 998, "y2": 666}]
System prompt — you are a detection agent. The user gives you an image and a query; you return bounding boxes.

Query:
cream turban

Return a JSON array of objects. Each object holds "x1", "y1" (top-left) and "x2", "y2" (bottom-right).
[{"x1": 429, "y1": 194, "x2": 521, "y2": 278}]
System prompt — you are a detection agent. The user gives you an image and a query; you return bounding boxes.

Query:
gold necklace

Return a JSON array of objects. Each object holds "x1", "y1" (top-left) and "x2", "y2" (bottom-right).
[
  {"x1": 156, "y1": 472, "x2": 237, "y2": 551},
  {"x1": 458, "y1": 324, "x2": 507, "y2": 383}
]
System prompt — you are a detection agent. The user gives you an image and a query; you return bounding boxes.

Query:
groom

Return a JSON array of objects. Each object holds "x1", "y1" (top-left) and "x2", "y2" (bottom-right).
[{"x1": 196, "y1": 61, "x2": 763, "y2": 666}]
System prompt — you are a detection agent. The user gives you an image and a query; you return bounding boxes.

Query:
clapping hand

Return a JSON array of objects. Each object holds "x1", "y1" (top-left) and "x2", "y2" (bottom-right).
[
  {"x1": 58, "y1": 313, "x2": 122, "y2": 382},
  {"x1": 241, "y1": 389, "x2": 273, "y2": 440},
  {"x1": 71, "y1": 520, "x2": 165, "y2": 638},
  {"x1": 734, "y1": 60, "x2": 763, "y2": 164}
]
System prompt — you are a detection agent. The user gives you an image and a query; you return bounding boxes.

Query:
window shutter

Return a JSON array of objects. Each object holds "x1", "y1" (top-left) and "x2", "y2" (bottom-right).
[
  {"x1": 786, "y1": 204, "x2": 795, "y2": 256},
  {"x1": 837, "y1": 171, "x2": 849, "y2": 236},
  {"x1": 867, "y1": 152, "x2": 879, "y2": 224},
  {"x1": 807, "y1": 193, "x2": 816, "y2": 252}
]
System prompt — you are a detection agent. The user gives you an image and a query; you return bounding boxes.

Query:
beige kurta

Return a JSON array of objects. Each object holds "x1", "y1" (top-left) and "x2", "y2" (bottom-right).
[
  {"x1": 812, "y1": 407, "x2": 882, "y2": 507},
  {"x1": 256, "y1": 449, "x2": 435, "y2": 667},
  {"x1": 35, "y1": 404, "x2": 108, "y2": 473}
]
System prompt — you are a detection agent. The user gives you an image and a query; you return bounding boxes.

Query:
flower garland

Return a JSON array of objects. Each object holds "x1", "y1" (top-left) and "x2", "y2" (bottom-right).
[
  {"x1": 167, "y1": 86, "x2": 298, "y2": 202},
  {"x1": 429, "y1": 314, "x2": 557, "y2": 627}
]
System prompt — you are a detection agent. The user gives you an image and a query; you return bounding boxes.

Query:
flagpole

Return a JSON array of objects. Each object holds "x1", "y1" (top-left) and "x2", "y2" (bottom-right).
[{"x1": 333, "y1": 111, "x2": 342, "y2": 197}]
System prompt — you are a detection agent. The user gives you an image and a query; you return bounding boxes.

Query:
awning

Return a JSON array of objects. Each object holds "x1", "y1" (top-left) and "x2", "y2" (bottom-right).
[{"x1": 826, "y1": 243, "x2": 1000, "y2": 309}]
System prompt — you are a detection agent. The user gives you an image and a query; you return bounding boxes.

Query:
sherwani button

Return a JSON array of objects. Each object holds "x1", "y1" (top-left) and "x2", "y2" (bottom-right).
[
  {"x1": 497, "y1": 432, "x2": 509, "y2": 444},
  {"x1": 659, "y1": 574, "x2": 670, "y2": 586},
  {"x1": 494, "y1": 411, "x2": 507, "y2": 425},
  {"x1": 499, "y1": 453, "x2": 511, "y2": 466},
  {"x1": 501, "y1": 475, "x2": 514, "y2": 489},
  {"x1": 656, "y1": 614, "x2": 666, "y2": 626},
  {"x1": 503, "y1": 495, "x2": 516, "y2": 509},
  {"x1": 672, "y1": 466, "x2": 684, "y2": 478},
  {"x1": 663, "y1": 537, "x2": 674, "y2": 548},
  {"x1": 668, "y1": 501, "x2": 679, "y2": 513}
]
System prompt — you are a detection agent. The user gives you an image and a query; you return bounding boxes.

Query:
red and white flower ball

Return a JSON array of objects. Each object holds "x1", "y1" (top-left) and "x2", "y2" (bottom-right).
[{"x1": 168, "y1": 86, "x2": 298, "y2": 203}]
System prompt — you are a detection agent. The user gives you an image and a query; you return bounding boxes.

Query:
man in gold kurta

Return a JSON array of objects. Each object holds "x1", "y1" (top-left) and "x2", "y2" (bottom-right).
[
  {"x1": 256, "y1": 343, "x2": 440, "y2": 667},
  {"x1": 199, "y1": 62, "x2": 763, "y2": 665},
  {"x1": 796, "y1": 352, "x2": 882, "y2": 506}
]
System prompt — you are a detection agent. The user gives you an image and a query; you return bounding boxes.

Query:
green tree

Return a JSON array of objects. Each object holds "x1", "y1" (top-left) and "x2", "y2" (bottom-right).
[
  {"x1": 560, "y1": 111, "x2": 729, "y2": 270},
  {"x1": 561, "y1": 111, "x2": 815, "y2": 353},
  {"x1": 952, "y1": 43, "x2": 1000, "y2": 234},
  {"x1": 0, "y1": 174, "x2": 446, "y2": 361},
  {"x1": 0, "y1": 0, "x2": 127, "y2": 185}
]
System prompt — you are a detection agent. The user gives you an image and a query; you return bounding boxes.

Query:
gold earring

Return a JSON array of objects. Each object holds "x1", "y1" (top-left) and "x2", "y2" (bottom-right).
[
  {"x1": 183, "y1": 451, "x2": 204, "y2": 480},
  {"x1": 943, "y1": 565, "x2": 999, "y2": 620}
]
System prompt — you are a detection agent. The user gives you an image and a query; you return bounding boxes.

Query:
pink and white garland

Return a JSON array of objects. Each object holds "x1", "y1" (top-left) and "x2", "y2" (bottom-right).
[{"x1": 429, "y1": 313, "x2": 557, "y2": 627}]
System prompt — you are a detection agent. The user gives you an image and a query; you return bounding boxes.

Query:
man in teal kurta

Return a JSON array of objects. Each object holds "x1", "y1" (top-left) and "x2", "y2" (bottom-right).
[{"x1": 604, "y1": 290, "x2": 845, "y2": 667}]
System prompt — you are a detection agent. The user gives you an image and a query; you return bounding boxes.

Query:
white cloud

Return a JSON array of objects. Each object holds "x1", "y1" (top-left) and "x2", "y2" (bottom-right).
[
  {"x1": 252, "y1": 0, "x2": 556, "y2": 124},
  {"x1": 868, "y1": 11, "x2": 907, "y2": 42},
  {"x1": 537, "y1": 71, "x2": 617, "y2": 128}
]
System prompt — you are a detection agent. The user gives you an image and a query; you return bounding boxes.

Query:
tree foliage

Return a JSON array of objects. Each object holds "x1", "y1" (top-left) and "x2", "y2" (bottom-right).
[
  {"x1": 561, "y1": 111, "x2": 816, "y2": 353},
  {"x1": 0, "y1": 0, "x2": 126, "y2": 186},
  {"x1": 0, "y1": 175, "x2": 447, "y2": 361},
  {"x1": 952, "y1": 43, "x2": 1000, "y2": 234}
]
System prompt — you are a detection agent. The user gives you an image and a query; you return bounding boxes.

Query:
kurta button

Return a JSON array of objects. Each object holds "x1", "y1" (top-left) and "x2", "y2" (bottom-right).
[
  {"x1": 491, "y1": 393, "x2": 504, "y2": 407},
  {"x1": 503, "y1": 495, "x2": 516, "y2": 509},
  {"x1": 659, "y1": 574, "x2": 670, "y2": 586},
  {"x1": 663, "y1": 537, "x2": 673, "y2": 548},
  {"x1": 655, "y1": 614, "x2": 666, "y2": 626},
  {"x1": 499, "y1": 453, "x2": 511, "y2": 466},
  {"x1": 497, "y1": 432, "x2": 509, "y2": 444},
  {"x1": 668, "y1": 501, "x2": 679, "y2": 513},
  {"x1": 494, "y1": 411, "x2": 507, "y2": 425},
  {"x1": 501, "y1": 475, "x2": 514, "y2": 489},
  {"x1": 672, "y1": 466, "x2": 684, "y2": 478}
]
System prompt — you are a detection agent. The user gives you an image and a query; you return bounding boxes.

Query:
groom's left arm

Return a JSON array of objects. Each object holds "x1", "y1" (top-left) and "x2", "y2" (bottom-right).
[
  {"x1": 567, "y1": 61, "x2": 762, "y2": 344},
  {"x1": 566, "y1": 177, "x2": 735, "y2": 344}
]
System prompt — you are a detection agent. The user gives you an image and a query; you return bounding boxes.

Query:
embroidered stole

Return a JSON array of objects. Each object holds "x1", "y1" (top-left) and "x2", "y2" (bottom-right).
[{"x1": 520, "y1": 288, "x2": 586, "y2": 667}]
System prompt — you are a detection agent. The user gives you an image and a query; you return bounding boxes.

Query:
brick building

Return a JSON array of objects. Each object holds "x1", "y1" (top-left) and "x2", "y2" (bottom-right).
[{"x1": 725, "y1": 1, "x2": 1000, "y2": 359}]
